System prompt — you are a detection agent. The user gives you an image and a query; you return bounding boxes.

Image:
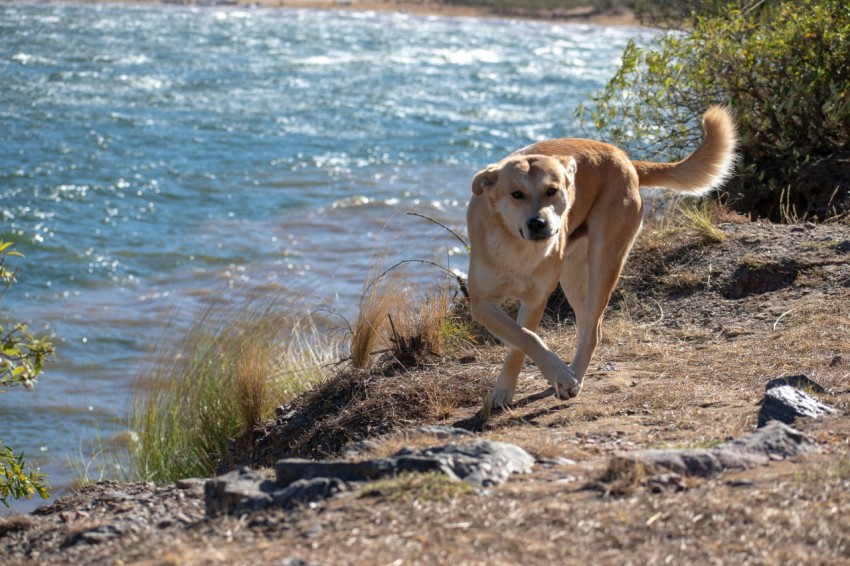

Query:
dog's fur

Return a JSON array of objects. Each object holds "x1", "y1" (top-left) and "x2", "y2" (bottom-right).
[{"x1": 466, "y1": 106, "x2": 737, "y2": 408}]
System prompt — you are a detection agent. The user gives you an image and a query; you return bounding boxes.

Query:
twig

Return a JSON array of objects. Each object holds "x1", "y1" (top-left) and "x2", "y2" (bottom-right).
[
  {"x1": 640, "y1": 298, "x2": 665, "y2": 328},
  {"x1": 773, "y1": 307, "x2": 797, "y2": 331},
  {"x1": 406, "y1": 212, "x2": 469, "y2": 249},
  {"x1": 387, "y1": 313, "x2": 400, "y2": 349},
  {"x1": 365, "y1": 259, "x2": 469, "y2": 299}
]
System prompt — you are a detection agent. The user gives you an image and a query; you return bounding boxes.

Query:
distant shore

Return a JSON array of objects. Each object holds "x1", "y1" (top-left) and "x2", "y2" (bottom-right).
[{"x1": 45, "y1": 0, "x2": 641, "y2": 26}]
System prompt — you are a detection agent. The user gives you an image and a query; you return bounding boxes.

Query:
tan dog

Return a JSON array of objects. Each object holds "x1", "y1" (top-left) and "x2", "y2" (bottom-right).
[{"x1": 466, "y1": 106, "x2": 737, "y2": 409}]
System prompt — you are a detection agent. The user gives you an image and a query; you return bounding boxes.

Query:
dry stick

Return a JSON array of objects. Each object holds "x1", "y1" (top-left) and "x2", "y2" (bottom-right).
[
  {"x1": 640, "y1": 298, "x2": 665, "y2": 328},
  {"x1": 387, "y1": 313, "x2": 400, "y2": 351},
  {"x1": 773, "y1": 307, "x2": 798, "y2": 331},
  {"x1": 406, "y1": 212, "x2": 469, "y2": 249},
  {"x1": 366, "y1": 259, "x2": 469, "y2": 299}
]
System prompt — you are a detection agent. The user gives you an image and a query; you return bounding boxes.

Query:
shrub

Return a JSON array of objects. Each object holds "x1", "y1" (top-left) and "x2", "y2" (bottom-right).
[
  {"x1": 1, "y1": 241, "x2": 54, "y2": 389},
  {"x1": 0, "y1": 446, "x2": 49, "y2": 507},
  {"x1": 581, "y1": 0, "x2": 850, "y2": 222},
  {"x1": 0, "y1": 240, "x2": 53, "y2": 505}
]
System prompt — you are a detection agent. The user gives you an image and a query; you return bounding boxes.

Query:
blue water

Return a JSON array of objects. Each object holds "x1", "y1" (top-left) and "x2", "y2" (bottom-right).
[{"x1": 0, "y1": 2, "x2": 645, "y2": 511}]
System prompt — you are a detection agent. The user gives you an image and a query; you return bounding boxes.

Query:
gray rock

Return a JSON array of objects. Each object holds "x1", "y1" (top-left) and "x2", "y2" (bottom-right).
[
  {"x1": 758, "y1": 374, "x2": 836, "y2": 427},
  {"x1": 610, "y1": 421, "x2": 817, "y2": 479},
  {"x1": 204, "y1": 467, "x2": 349, "y2": 517},
  {"x1": 277, "y1": 440, "x2": 535, "y2": 488},
  {"x1": 207, "y1": 440, "x2": 534, "y2": 516},
  {"x1": 204, "y1": 467, "x2": 276, "y2": 517},
  {"x1": 397, "y1": 441, "x2": 536, "y2": 486},
  {"x1": 271, "y1": 477, "x2": 347, "y2": 510}
]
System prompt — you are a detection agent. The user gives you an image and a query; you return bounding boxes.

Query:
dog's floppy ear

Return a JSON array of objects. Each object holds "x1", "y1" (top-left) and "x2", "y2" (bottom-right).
[
  {"x1": 558, "y1": 156, "x2": 577, "y2": 186},
  {"x1": 471, "y1": 164, "x2": 500, "y2": 196}
]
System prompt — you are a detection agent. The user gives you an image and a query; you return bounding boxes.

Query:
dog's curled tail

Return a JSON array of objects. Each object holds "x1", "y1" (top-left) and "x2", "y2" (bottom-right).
[{"x1": 632, "y1": 106, "x2": 738, "y2": 196}]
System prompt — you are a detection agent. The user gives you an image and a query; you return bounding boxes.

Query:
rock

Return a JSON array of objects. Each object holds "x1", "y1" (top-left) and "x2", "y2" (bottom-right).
[
  {"x1": 758, "y1": 374, "x2": 836, "y2": 427},
  {"x1": 271, "y1": 477, "x2": 348, "y2": 511},
  {"x1": 206, "y1": 440, "x2": 535, "y2": 516},
  {"x1": 399, "y1": 441, "x2": 535, "y2": 486},
  {"x1": 608, "y1": 421, "x2": 818, "y2": 479},
  {"x1": 204, "y1": 467, "x2": 277, "y2": 517},
  {"x1": 277, "y1": 440, "x2": 535, "y2": 488},
  {"x1": 204, "y1": 467, "x2": 348, "y2": 517}
]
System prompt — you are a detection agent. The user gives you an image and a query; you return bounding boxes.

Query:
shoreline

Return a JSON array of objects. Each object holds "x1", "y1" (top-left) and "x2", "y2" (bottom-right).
[{"x1": 23, "y1": 0, "x2": 642, "y2": 26}]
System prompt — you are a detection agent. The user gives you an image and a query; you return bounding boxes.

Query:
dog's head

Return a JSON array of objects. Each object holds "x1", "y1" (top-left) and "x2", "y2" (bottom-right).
[{"x1": 471, "y1": 154, "x2": 576, "y2": 243}]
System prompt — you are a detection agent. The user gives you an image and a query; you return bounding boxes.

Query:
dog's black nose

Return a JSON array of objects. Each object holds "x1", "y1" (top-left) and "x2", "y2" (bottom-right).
[{"x1": 527, "y1": 217, "x2": 547, "y2": 234}]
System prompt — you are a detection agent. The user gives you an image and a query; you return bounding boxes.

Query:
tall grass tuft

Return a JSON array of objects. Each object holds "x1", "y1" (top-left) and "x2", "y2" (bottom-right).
[
  {"x1": 350, "y1": 267, "x2": 472, "y2": 370},
  {"x1": 351, "y1": 273, "x2": 395, "y2": 369},
  {"x1": 677, "y1": 197, "x2": 726, "y2": 243},
  {"x1": 130, "y1": 299, "x2": 340, "y2": 484}
]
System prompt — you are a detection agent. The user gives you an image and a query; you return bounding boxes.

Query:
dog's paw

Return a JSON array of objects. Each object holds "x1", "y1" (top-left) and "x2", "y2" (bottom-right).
[
  {"x1": 487, "y1": 388, "x2": 515, "y2": 410},
  {"x1": 545, "y1": 361, "x2": 578, "y2": 400},
  {"x1": 556, "y1": 378, "x2": 583, "y2": 399}
]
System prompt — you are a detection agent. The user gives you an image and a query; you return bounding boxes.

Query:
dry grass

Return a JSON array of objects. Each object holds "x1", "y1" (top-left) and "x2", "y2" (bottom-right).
[
  {"x1": 350, "y1": 271, "x2": 395, "y2": 369},
  {"x1": 359, "y1": 471, "x2": 472, "y2": 503},
  {"x1": 677, "y1": 197, "x2": 726, "y2": 243},
  {"x1": 129, "y1": 298, "x2": 342, "y2": 484},
  {"x1": 235, "y1": 343, "x2": 270, "y2": 431},
  {"x1": 351, "y1": 266, "x2": 472, "y2": 371}
]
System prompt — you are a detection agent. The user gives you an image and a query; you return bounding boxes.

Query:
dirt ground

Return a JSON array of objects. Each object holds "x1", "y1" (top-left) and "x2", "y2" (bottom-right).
[{"x1": 2, "y1": 219, "x2": 849, "y2": 565}]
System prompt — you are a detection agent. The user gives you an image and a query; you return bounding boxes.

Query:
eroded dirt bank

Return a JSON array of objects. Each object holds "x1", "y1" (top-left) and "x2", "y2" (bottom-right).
[{"x1": 2, "y1": 221, "x2": 849, "y2": 565}]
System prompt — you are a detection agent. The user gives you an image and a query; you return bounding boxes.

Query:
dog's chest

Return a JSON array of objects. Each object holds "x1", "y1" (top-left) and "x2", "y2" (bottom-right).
[{"x1": 480, "y1": 231, "x2": 560, "y2": 298}]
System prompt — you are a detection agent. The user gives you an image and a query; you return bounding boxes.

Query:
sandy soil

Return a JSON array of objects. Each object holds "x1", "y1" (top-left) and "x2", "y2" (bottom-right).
[{"x1": 3, "y1": 219, "x2": 849, "y2": 565}]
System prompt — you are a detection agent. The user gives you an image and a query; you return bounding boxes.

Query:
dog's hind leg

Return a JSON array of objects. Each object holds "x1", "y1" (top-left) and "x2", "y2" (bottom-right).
[
  {"x1": 564, "y1": 206, "x2": 642, "y2": 398},
  {"x1": 560, "y1": 230, "x2": 589, "y2": 337},
  {"x1": 489, "y1": 300, "x2": 548, "y2": 409}
]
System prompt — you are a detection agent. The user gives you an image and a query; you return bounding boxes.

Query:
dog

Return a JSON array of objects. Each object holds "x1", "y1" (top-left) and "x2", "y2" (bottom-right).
[{"x1": 466, "y1": 106, "x2": 737, "y2": 409}]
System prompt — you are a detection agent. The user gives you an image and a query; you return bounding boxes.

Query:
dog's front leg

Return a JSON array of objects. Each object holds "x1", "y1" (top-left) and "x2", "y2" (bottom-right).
[
  {"x1": 490, "y1": 301, "x2": 546, "y2": 408},
  {"x1": 471, "y1": 299, "x2": 577, "y2": 408}
]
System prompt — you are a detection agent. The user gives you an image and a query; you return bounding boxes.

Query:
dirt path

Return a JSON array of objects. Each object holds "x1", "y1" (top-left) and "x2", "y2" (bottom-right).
[{"x1": 3, "y1": 220, "x2": 849, "y2": 564}]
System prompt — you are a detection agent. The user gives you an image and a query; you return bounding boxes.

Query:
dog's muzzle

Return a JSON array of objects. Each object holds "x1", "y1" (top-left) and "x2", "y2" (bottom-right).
[{"x1": 525, "y1": 216, "x2": 556, "y2": 241}]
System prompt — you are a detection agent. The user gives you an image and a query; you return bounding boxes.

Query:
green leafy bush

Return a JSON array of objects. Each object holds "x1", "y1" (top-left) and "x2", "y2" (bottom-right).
[
  {"x1": 1, "y1": 242, "x2": 55, "y2": 388},
  {"x1": 1, "y1": 445, "x2": 49, "y2": 507},
  {"x1": 1, "y1": 240, "x2": 53, "y2": 505},
  {"x1": 581, "y1": 0, "x2": 850, "y2": 221}
]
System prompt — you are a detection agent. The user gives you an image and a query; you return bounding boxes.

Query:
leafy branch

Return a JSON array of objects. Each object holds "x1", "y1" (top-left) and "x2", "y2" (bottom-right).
[
  {"x1": 0, "y1": 240, "x2": 53, "y2": 505},
  {"x1": 0, "y1": 445, "x2": 49, "y2": 507},
  {"x1": 0, "y1": 241, "x2": 55, "y2": 389}
]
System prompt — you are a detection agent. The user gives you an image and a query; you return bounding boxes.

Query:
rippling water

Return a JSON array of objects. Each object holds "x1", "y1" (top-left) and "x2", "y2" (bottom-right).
[{"x1": 0, "y1": 2, "x2": 645, "y2": 509}]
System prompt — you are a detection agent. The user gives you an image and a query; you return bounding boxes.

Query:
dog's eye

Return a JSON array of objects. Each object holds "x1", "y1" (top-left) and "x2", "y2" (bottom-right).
[
  {"x1": 546, "y1": 187, "x2": 559, "y2": 197},
  {"x1": 510, "y1": 191, "x2": 524, "y2": 200}
]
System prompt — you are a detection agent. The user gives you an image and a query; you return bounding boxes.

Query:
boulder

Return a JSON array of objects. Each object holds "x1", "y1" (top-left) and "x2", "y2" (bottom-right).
[{"x1": 758, "y1": 374, "x2": 836, "y2": 427}]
